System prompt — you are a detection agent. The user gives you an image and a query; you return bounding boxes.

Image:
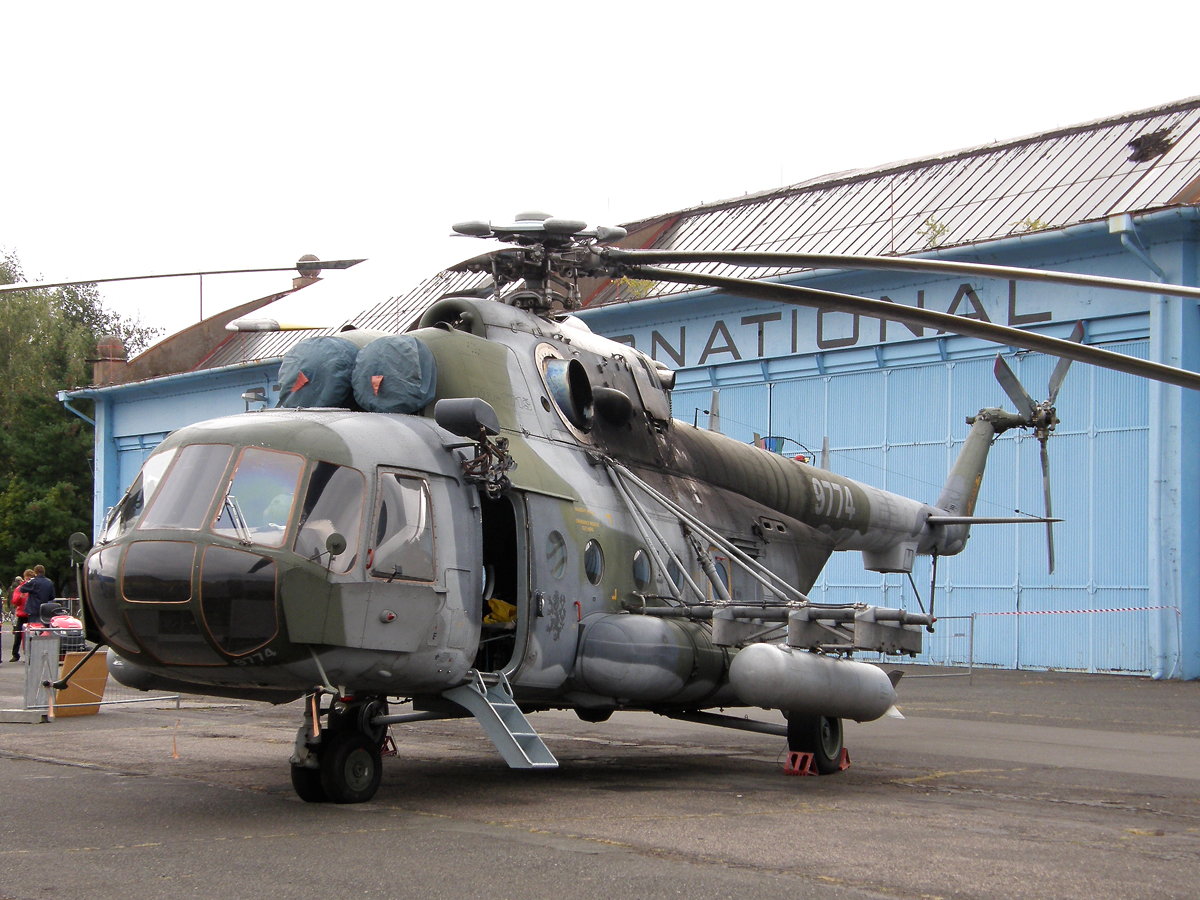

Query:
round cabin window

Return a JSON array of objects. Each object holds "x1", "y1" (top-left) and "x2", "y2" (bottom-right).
[
  {"x1": 667, "y1": 559, "x2": 683, "y2": 592},
  {"x1": 546, "y1": 531, "x2": 567, "y2": 579},
  {"x1": 632, "y1": 549, "x2": 651, "y2": 590},
  {"x1": 584, "y1": 540, "x2": 604, "y2": 585}
]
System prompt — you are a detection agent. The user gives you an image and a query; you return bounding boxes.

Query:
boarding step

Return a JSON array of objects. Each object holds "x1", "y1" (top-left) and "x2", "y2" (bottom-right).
[{"x1": 442, "y1": 670, "x2": 558, "y2": 769}]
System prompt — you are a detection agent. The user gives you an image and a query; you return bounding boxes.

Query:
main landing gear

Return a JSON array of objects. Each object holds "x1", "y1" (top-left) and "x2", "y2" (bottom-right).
[
  {"x1": 290, "y1": 694, "x2": 390, "y2": 803},
  {"x1": 787, "y1": 714, "x2": 845, "y2": 775}
]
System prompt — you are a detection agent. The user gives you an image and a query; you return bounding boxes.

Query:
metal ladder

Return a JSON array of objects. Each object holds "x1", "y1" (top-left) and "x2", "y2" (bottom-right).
[{"x1": 443, "y1": 670, "x2": 558, "y2": 769}]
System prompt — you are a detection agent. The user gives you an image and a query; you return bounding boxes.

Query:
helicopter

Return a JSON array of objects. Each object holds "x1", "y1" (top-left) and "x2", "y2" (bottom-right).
[{"x1": 69, "y1": 213, "x2": 1200, "y2": 804}]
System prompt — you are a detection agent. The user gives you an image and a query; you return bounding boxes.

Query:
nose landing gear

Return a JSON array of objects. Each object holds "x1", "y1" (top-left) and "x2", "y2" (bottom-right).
[{"x1": 290, "y1": 694, "x2": 389, "y2": 803}]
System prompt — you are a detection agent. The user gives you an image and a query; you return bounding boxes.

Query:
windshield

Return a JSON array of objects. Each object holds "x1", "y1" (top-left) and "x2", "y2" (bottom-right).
[
  {"x1": 101, "y1": 448, "x2": 179, "y2": 543},
  {"x1": 140, "y1": 444, "x2": 233, "y2": 531},
  {"x1": 212, "y1": 447, "x2": 305, "y2": 548}
]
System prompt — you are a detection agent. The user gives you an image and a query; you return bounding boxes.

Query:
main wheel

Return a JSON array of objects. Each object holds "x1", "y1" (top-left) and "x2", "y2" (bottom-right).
[
  {"x1": 787, "y1": 714, "x2": 844, "y2": 775},
  {"x1": 290, "y1": 763, "x2": 328, "y2": 803},
  {"x1": 319, "y1": 730, "x2": 383, "y2": 803},
  {"x1": 575, "y1": 708, "x2": 613, "y2": 723}
]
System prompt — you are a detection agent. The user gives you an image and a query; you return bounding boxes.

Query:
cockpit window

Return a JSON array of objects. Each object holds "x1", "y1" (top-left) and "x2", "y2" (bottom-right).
[
  {"x1": 212, "y1": 447, "x2": 305, "y2": 548},
  {"x1": 370, "y1": 473, "x2": 434, "y2": 582},
  {"x1": 293, "y1": 462, "x2": 365, "y2": 574},
  {"x1": 101, "y1": 448, "x2": 179, "y2": 543},
  {"x1": 140, "y1": 444, "x2": 234, "y2": 531}
]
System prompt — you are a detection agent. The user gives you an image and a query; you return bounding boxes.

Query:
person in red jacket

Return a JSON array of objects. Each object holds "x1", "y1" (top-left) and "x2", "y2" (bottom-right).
[{"x1": 10, "y1": 569, "x2": 33, "y2": 662}]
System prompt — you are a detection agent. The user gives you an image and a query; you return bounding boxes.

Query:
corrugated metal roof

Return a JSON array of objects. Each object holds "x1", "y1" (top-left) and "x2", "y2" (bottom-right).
[
  {"x1": 199, "y1": 94, "x2": 1200, "y2": 362},
  {"x1": 196, "y1": 268, "x2": 489, "y2": 369},
  {"x1": 196, "y1": 327, "x2": 330, "y2": 370},
  {"x1": 587, "y1": 96, "x2": 1200, "y2": 306}
]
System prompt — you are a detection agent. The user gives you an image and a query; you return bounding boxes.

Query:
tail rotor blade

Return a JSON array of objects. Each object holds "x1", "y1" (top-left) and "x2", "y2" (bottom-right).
[
  {"x1": 1047, "y1": 320, "x2": 1085, "y2": 405},
  {"x1": 994, "y1": 355, "x2": 1038, "y2": 421},
  {"x1": 1040, "y1": 439, "x2": 1055, "y2": 574}
]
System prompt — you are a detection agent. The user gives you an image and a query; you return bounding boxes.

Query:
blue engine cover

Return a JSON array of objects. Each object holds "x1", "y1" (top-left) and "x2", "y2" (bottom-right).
[
  {"x1": 351, "y1": 335, "x2": 437, "y2": 414},
  {"x1": 277, "y1": 336, "x2": 361, "y2": 409}
]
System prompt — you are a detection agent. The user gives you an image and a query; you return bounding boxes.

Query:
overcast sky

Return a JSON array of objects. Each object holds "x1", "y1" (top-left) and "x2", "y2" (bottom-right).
[{"x1": 3, "y1": 2, "x2": 1198, "y2": 344}]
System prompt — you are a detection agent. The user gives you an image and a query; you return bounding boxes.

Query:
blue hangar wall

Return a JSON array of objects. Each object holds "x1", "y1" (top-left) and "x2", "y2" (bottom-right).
[
  {"x1": 66, "y1": 210, "x2": 1199, "y2": 679},
  {"x1": 578, "y1": 209, "x2": 1200, "y2": 680},
  {"x1": 66, "y1": 360, "x2": 281, "y2": 539}
]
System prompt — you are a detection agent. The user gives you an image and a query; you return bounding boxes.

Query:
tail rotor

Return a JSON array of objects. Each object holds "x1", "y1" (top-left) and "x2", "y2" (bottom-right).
[{"x1": 992, "y1": 321, "x2": 1084, "y2": 574}]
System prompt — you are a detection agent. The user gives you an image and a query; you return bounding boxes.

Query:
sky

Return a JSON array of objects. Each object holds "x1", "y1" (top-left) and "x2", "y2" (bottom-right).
[{"x1": 3, "y1": 2, "x2": 1199, "y2": 347}]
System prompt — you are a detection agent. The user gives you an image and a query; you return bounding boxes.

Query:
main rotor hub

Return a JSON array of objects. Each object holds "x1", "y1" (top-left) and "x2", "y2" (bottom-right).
[{"x1": 450, "y1": 213, "x2": 627, "y2": 312}]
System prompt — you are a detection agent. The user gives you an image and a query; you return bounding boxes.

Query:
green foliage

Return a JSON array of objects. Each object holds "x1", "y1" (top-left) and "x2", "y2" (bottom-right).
[
  {"x1": 0, "y1": 247, "x2": 159, "y2": 588},
  {"x1": 619, "y1": 276, "x2": 656, "y2": 300},
  {"x1": 918, "y1": 216, "x2": 949, "y2": 249},
  {"x1": 1013, "y1": 216, "x2": 1050, "y2": 234}
]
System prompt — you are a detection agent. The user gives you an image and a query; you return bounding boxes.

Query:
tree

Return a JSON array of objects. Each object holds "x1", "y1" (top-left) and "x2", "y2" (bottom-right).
[{"x1": 0, "y1": 248, "x2": 161, "y2": 590}]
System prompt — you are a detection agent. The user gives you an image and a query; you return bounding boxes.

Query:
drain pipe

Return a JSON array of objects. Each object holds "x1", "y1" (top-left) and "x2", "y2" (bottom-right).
[
  {"x1": 1109, "y1": 215, "x2": 1170, "y2": 679},
  {"x1": 56, "y1": 391, "x2": 96, "y2": 427}
]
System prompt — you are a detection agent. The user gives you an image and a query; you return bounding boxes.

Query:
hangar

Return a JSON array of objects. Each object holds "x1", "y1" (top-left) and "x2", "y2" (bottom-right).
[{"x1": 66, "y1": 96, "x2": 1200, "y2": 678}]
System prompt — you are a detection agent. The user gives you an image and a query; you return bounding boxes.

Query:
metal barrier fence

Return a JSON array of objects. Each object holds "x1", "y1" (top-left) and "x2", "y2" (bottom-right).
[
  {"x1": 21, "y1": 632, "x2": 179, "y2": 715},
  {"x1": 970, "y1": 605, "x2": 1182, "y2": 676},
  {"x1": 896, "y1": 606, "x2": 1181, "y2": 679},
  {"x1": 910, "y1": 614, "x2": 975, "y2": 681}
]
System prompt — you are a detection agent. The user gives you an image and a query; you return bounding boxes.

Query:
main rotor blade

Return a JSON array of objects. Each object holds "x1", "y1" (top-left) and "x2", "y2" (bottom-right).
[
  {"x1": 993, "y1": 355, "x2": 1038, "y2": 420},
  {"x1": 0, "y1": 259, "x2": 366, "y2": 295},
  {"x1": 1047, "y1": 320, "x2": 1085, "y2": 404},
  {"x1": 1040, "y1": 439, "x2": 1055, "y2": 575},
  {"x1": 621, "y1": 265, "x2": 1200, "y2": 393},
  {"x1": 607, "y1": 249, "x2": 1200, "y2": 303}
]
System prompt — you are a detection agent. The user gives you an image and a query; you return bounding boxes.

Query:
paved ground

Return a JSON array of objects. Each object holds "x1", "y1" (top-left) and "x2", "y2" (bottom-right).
[{"x1": 1, "y1": 629, "x2": 1198, "y2": 900}]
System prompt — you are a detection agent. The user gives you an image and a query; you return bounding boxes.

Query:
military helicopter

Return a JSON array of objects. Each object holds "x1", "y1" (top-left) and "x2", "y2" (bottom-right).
[{"x1": 70, "y1": 213, "x2": 1200, "y2": 804}]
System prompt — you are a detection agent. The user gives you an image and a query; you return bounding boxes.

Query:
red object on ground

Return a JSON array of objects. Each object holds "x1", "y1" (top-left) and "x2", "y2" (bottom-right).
[{"x1": 783, "y1": 752, "x2": 817, "y2": 776}]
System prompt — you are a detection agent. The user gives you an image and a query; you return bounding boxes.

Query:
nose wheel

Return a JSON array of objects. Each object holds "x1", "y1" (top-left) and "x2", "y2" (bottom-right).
[
  {"x1": 290, "y1": 759, "x2": 328, "y2": 803},
  {"x1": 319, "y1": 730, "x2": 383, "y2": 803},
  {"x1": 291, "y1": 695, "x2": 388, "y2": 804}
]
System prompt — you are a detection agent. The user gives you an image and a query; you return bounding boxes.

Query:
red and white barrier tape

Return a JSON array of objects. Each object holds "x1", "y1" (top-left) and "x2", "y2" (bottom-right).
[{"x1": 972, "y1": 606, "x2": 1179, "y2": 617}]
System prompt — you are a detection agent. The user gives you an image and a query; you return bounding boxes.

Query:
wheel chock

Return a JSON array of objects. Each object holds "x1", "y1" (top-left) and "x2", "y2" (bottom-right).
[
  {"x1": 837, "y1": 748, "x2": 851, "y2": 771},
  {"x1": 784, "y1": 751, "x2": 817, "y2": 776},
  {"x1": 381, "y1": 735, "x2": 397, "y2": 758}
]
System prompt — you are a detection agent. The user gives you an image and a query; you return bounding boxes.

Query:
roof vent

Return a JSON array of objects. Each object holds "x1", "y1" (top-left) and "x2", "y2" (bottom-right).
[{"x1": 1127, "y1": 128, "x2": 1175, "y2": 163}]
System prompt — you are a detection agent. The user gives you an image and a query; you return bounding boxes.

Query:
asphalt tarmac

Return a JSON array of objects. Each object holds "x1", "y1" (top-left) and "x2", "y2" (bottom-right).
[{"x1": 1, "y1": 635, "x2": 1197, "y2": 900}]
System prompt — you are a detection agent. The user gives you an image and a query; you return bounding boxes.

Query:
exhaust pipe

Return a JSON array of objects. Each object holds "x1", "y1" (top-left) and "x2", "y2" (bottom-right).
[{"x1": 728, "y1": 644, "x2": 896, "y2": 722}]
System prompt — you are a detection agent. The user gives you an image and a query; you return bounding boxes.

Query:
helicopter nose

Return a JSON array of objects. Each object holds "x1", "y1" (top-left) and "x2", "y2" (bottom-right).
[{"x1": 87, "y1": 540, "x2": 282, "y2": 665}]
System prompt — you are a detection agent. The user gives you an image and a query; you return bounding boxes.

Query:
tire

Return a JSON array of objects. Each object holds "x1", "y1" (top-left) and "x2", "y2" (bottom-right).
[
  {"x1": 787, "y1": 714, "x2": 844, "y2": 775},
  {"x1": 357, "y1": 698, "x2": 389, "y2": 745},
  {"x1": 575, "y1": 708, "x2": 613, "y2": 724},
  {"x1": 319, "y1": 730, "x2": 383, "y2": 804},
  {"x1": 290, "y1": 763, "x2": 328, "y2": 803}
]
